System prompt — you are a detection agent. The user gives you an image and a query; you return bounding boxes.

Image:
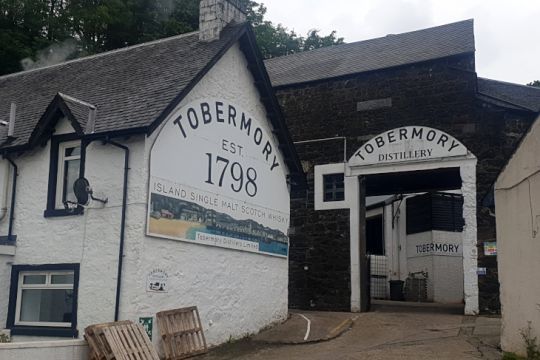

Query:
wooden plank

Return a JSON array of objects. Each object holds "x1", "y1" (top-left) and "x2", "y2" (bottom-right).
[
  {"x1": 157, "y1": 306, "x2": 208, "y2": 360},
  {"x1": 85, "y1": 321, "x2": 159, "y2": 360}
]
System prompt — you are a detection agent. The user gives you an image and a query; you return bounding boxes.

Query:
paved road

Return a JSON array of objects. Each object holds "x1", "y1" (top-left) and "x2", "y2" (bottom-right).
[{"x1": 201, "y1": 305, "x2": 501, "y2": 360}]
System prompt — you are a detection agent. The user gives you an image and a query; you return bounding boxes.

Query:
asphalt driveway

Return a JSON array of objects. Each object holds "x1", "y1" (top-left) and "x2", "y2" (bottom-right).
[{"x1": 201, "y1": 302, "x2": 501, "y2": 360}]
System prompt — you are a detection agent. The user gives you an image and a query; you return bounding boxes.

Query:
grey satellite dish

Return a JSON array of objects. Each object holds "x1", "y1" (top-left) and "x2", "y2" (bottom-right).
[{"x1": 73, "y1": 177, "x2": 108, "y2": 206}]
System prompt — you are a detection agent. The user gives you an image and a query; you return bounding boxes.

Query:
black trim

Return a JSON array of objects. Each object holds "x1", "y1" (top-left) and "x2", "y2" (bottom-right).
[
  {"x1": 240, "y1": 26, "x2": 305, "y2": 188},
  {"x1": 44, "y1": 133, "x2": 84, "y2": 217},
  {"x1": 6, "y1": 263, "x2": 80, "y2": 338},
  {"x1": 27, "y1": 94, "x2": 85, "y2": 149},
  {"x1": 145, "y1": 23, "x2": 305, "y2": 189},
  {"x1": 0, "y1": 235, "x2": 16, "y2": 245},
  {"x1": 147, "y1": 26, "x2": 247, "y2": 135},
  {"x1": 2, "y1": 155, "x2": 18, "y2": 243}
]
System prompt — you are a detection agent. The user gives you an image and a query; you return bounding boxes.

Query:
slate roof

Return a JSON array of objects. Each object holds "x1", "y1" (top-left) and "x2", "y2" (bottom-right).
[
  {"x1": 0, "y1": 25, "x2": 244, "y2": 148},
  {"x1": 264, "y1": 20, "x2": 475, "y2": 87},
  {"x1": 477, "y1": 78, "x2": 540, "y2": 113}
]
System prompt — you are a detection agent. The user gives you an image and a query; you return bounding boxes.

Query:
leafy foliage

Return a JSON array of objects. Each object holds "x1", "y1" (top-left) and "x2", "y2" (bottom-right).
[
  {"x1": 527, "y1": 80, "x2": 540, "y2": 88},
  {"x1": 246, "y1": 1, "x2": 343, "y2": 58},
  {"x1": 0, "y1": 0, "x2": 343, "y2": 75},
  {"x1": 521, "y1": 322, "x2": 540, "y2": 360}
]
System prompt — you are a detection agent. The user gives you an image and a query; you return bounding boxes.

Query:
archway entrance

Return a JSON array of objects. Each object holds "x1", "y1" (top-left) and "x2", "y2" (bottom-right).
[{"x1": 345, "y1": 126, "x2": 478, "y2": 315}]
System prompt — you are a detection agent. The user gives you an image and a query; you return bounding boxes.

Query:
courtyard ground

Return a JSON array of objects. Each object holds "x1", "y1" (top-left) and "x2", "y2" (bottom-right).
[{"x1": 201, "y1": 301, "x2": 501, "y2": 359}]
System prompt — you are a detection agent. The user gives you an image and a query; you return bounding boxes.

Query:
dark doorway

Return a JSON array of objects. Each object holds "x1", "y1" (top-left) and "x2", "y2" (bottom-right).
[
  {"x1": 366, "y1": 215, "x2": 384, "y2": 255},
  {"x1": 359, "y1": 167, "x2": 465, "y2": 312}
]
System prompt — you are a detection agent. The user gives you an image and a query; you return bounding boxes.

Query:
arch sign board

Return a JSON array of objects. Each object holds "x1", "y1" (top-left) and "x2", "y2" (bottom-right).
[
  {"x1": 147, "y1": 98, "x2": 290, "y2": 257},
  {"x1": 349, "y1": 126, "x2": 467, "y2": 167}
]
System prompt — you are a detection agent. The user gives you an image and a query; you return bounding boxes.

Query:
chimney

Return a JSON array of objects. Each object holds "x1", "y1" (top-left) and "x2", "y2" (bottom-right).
[{"x1": 199, "y1": 0, "x2": 247, "y2": 42}]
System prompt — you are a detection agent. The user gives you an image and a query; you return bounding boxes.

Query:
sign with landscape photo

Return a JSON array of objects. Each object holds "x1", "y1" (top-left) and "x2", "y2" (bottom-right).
[{"x1": 147, "y1": 98, "x2": 290, "y2": 257}]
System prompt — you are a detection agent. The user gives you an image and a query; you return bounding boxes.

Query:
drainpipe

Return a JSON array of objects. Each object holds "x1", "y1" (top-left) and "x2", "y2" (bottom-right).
[
  {"x1": 0, "y1": 162, "x2": 10, "y2": 221},
  {"x1": 105, "y1": 140, "x2": 129, "y2": 322},
  {"x1": 3, "y1": 156, "x2": 17, "y2": 243}
]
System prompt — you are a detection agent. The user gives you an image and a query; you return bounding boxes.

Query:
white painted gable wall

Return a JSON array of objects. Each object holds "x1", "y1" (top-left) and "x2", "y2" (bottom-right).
[{"x1": 0, "y1": 42, "x2": 289, "y2": 357}]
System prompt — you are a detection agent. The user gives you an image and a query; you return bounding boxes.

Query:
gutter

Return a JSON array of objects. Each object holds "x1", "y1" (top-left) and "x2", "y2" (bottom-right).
[{"x1": 0, "y1": 161, "x2": 10, "y2": 221}]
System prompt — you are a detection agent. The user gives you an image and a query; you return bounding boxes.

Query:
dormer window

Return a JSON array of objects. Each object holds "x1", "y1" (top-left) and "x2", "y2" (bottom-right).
[{"x1": 44, "y1": 134, "x2": 84, "y2": 217}]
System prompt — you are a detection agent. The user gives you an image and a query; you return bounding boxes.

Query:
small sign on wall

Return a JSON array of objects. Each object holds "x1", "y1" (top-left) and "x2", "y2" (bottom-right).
[
  {"x1": 484, "y1": 242, "x2": 497, "y2": 256},
  {"x1": 146, "y1": 269, "x2": 168, "y2": 293},
  {"x1": 139, "y1": 317, "x2": 153, "y2": 340},
  {"x1": 477, "y1": 267, "x2": 487, "y2": 276}
]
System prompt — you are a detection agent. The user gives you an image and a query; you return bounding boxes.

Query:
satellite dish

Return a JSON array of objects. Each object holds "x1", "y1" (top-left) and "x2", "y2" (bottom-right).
[
  {"x1": 71, "y1": 177, "x2": 108, "y2": 207},
  {"x1": 73, "y1": 178, "x2": 91, "y2": 206}
]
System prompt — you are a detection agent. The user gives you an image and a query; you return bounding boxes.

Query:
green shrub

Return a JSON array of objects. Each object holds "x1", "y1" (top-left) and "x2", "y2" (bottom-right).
[{"x1": 520, "y1": 322, "x2": 540, "y2": 360}]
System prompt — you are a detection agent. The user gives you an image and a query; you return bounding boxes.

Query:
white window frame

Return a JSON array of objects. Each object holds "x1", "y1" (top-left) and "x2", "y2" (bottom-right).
[
  {"x1": 14, "y1": 271, "x2": 75, "y2": 327},
  {"x1": 55, "y1": 140, "x2": 81, "y2": 209}
]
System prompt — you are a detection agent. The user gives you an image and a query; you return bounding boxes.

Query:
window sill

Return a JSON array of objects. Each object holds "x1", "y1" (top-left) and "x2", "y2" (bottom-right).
[
  {"x1": 43, "y1": 207, "x2": 83, "y2": 218},
  {"x1": 9, "y1": 326, "x2": 78, "y2": 338},
  {"x1": 0, "y1": 235, "x2": 16, "y2": 246},
  {"x1": 0, "y1": 244, "x2": 15, "y2": 256}
]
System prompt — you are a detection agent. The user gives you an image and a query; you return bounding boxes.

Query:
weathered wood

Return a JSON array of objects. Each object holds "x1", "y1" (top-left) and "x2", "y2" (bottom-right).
[
  {"x1": 157, "y1": 306, "x2": 208, "y2": 360},
  {"x1": 84, "y1": 320, "x2": 159, "y2": 360}
]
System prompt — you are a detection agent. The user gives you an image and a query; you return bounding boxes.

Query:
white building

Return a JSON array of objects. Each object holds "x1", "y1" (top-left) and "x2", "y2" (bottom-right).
[
  {"x1": 0, "y1": 1, "x2": 303, "y2": 358},
  {"x1": 496, "y1": 109, "x2": 540, "y2": 356}
]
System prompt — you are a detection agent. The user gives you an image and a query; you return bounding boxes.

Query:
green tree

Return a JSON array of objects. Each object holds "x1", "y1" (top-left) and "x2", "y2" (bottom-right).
[
  {"x1": 528, "y1": 80, "x2": 540, "y2": 88},
  {"x1": 0, "y1": 0, "x2": 344, "y2": 75},
  {"x1": 246, "y1": 1, "x2": 344, "y2": 58}
]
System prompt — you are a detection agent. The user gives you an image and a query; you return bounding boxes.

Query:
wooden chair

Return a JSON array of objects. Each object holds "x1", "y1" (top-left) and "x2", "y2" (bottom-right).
[{"x1": 156, "y1": 306, "x2": 208, "y2": 359}]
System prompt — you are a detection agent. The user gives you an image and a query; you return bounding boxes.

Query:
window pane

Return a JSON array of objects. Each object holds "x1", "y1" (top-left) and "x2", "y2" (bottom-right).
[
  {"x1": 20, "y1": 289, "x2": 73, "y2": 323},
  {"x1": 23, "y1": 275, "x2": 46, "y2": 285},
  {"x1": 51, "y1": 274, "x2": 74, "y2": 285},
  {"x1": 65, "y1": 146, "x2": 81, "y2": 157},
  {"x1": 323, "y1": 173, "x2": 345, "y2": 202},
  {"x1": 63, "y1": 159, "x2": 80, "y2": 203}
]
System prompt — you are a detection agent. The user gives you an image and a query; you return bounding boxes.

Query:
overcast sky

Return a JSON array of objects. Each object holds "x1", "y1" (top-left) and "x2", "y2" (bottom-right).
[{"x1": 264, "y1": 0, "x2": 540, "y2": 85}]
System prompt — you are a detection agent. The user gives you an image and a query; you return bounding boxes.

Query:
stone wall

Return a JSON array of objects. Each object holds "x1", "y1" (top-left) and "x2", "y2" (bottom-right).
[{"x1": 276, "y1": 54, "x2": 536, "y2": 312}]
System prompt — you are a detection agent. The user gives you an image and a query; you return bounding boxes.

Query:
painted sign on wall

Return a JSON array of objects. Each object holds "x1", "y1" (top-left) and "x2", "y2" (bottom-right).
[
  {"x1": 484, "y1": 242, "x2": 497, "y2": 256},
  {"x1": 414, "y1": 242, "x2": 461, "y2": 256},
  {"x1": 146, "y1": 269, "x2": 168, "y2": 293},
  {"x1": 349, "y1": 126, "x2": 468, "y2": 167},
  {"x1": 148, "y1": 98, "x2": 290, "y2": 257}
]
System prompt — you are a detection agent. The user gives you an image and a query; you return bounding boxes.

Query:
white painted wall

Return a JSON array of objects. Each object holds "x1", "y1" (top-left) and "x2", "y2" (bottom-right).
[
  {"x1": 0, "y1": 339, "x2": 88, "y2": 359},
  {"x1": 0, "y1": 41, "x2": 290, "y2": 357},
  {"x1": 496, "y1": 114, "x2": 540, "y2": 356},
  {"x1": 406, "y1": 230, "x2": 463, "y2": 303}
]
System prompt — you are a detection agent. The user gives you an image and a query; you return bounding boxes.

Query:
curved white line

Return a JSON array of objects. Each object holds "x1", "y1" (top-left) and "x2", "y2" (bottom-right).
[{"x1": 298, "y1": 313, "x2": 311, "y2": 341}]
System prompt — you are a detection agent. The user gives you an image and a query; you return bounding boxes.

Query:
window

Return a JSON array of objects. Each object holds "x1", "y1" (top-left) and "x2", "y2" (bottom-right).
[
  {"x1": 56, "y1": 141, "x2": 81, "y2": 207},
  {"x1": 323, "y1": 173, "x2": 344, "y2": 202},
  {"x1": 45, "y1": 134, "x2": 84, "y2": 217},
  {"x1": 7, "y1": 264, "x2": 79, "y2": 337},
  {"x1": 406, "y1": 192, "x2": 464, "y2": 234}
]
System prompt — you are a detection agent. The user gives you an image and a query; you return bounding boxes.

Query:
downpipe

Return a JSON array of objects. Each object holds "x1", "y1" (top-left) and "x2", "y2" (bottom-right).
[{"x1": 105, "y1": 140, "x2": 130, "y2": 322}]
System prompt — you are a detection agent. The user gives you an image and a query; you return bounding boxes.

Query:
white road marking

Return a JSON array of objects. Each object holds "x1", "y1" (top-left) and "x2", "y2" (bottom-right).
[{"x1": 298, "y1": 313, "x2": 311, "y2": 341}]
